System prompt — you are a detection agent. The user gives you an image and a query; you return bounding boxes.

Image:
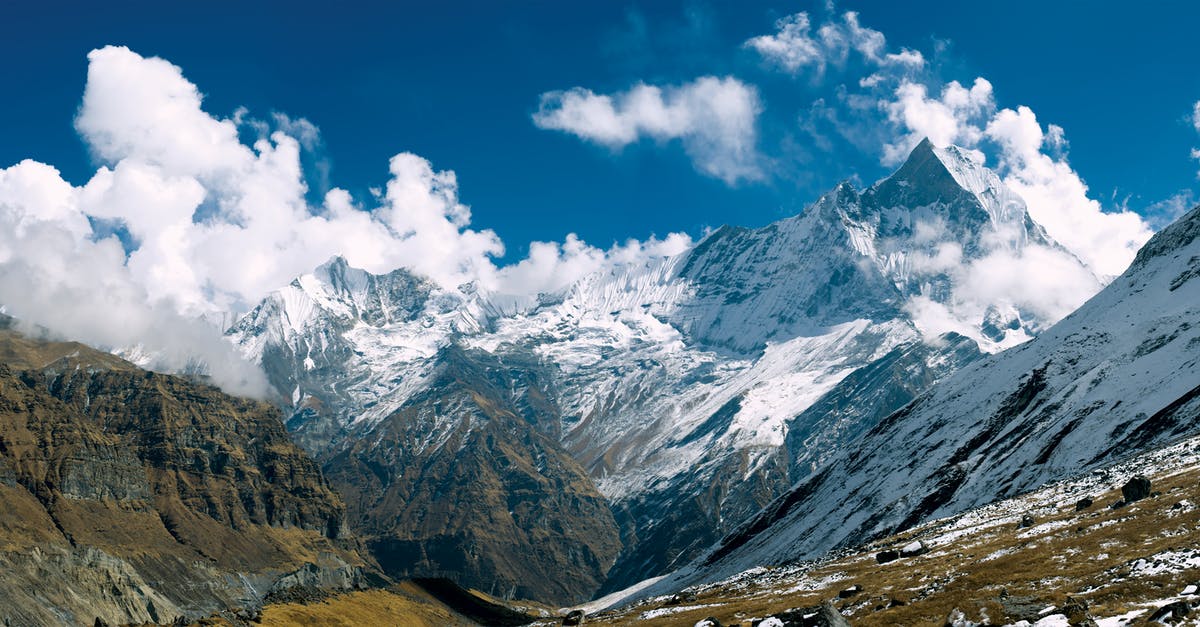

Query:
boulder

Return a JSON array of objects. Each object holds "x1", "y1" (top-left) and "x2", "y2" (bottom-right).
[
  {"x1": 755, "y1": 601, "x2": 850, "y2": 627},
  {"x1": 694, "y1": 618, "x2": 722, "y2": 627},
  {"x1": 563, "y1": 609, "x2": 586, "y2": 626},
  {"x1": 876, "y1": 550, "x2": 900, "y2": 564},
  {"x1": 1121, "y1": 475, "x2": 1152, "y2": 503},
  {"x1": 1148, "y1": 601, "x2": 1189, "y2": 624},
  {"x1": 1061, "y1": 596, "x2": 1096, "y2": 627},
  {"x1": 900, "y1": 541, "x2": 929, "y2": 557},
  {"x1": 1075, "y1": 497, "x2": 1093, "y2": 511},
  {"x1": 1019, "y1": 514, "x2": 1036, "y2": 528},
  {"x1": 816, "y1": 602, "x2": 851, "y2": 627}
]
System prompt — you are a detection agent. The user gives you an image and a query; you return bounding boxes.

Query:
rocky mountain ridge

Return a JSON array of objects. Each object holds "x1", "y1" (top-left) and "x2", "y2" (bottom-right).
[{"x1": 0, "y1": 322, "x2": 369, "y2": 626}]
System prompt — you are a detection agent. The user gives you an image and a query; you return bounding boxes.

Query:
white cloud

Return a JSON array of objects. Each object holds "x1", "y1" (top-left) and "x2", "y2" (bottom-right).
[
  {"x1": 1143, "y1": 190, "x2": 1195, "y2": 228},
  {"x1": 881, "y1": 78, "x2": 994, "y2": 165},
  {"x1": 985, "y1": 106, "x2": 1153, "y2": 278},
  {"x1": 876, "y1": 74, "x2": 1151, "y2": 280},
  {"x1": 532, "y1": 76, "x2": 763, "y2": 184},
  {"x1": 895, "y1": 216, "x2": 1101, "y2": 350},
  {"x1": 0, "y1": 161, "x2": 268, "y2": 397},
  {"x1": 0, "y1": 46, "x2": 692, "y2": 397},
  {"x1": 493, "y1": 232, "x2": 692, "y2": 301},
  {"x1": 745, "y1": 11, "x2": 924, "y2": 75}
]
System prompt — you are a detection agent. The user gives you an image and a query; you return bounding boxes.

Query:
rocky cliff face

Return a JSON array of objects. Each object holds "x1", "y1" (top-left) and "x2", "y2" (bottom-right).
[{"x1": 0, "y1": 324, "x2": 367, "y2": 626}]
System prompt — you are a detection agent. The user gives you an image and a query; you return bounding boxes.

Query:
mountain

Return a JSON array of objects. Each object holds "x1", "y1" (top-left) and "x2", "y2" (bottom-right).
[
  {"x1": 0, "y1": 320, "x2": 368, "y2": 626},
  {"x1": 660, "y1": 201, "x2": 1200, "y2": 593},
  {"x1": 229, "y1": 139, "x2": 1098, "y2": 599}
]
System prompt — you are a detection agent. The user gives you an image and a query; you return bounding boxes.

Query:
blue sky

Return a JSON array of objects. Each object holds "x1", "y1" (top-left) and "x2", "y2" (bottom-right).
[{"x1": 1, "y1": 0, "x2": 1197, "y2": 260}]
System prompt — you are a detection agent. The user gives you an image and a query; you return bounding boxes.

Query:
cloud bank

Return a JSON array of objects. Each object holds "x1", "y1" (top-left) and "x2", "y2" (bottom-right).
[
  {"x1": 0, "y1": 46, "x2": 690, "y2": 397},
  {"x1": 532, "y1": 76, "x2": 763, "y2": 184}
]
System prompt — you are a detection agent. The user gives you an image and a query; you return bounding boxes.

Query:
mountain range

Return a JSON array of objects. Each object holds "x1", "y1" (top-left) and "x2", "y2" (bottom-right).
[{"x1": 225, "y1": 139, "x2": 1106, "y2": 602}]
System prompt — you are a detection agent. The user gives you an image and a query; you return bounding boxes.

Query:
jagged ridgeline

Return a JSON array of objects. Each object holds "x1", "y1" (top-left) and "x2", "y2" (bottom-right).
[
  {"x1": 0, "y1": 320, "x2": 367, "y2": 626},
  {"x1": 229, "y1": 139, "x2": 1094, "y2": 600}
]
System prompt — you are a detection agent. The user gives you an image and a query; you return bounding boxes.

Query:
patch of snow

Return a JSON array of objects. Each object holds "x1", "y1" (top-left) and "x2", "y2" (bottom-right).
[{"x1": 638, "y1": 604, "x2": 720, "y2": 620}]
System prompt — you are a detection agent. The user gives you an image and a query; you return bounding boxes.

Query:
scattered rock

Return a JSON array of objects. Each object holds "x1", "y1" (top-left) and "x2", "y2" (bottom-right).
[
  {"x1": 945, "y1": 608, "x2": 982, "y2": 627},
  {"x1": 563, "y1": 609, "x2": 586, "y2": 625},
  {"x1": 1148, "y1": 600, "x2": 1190, "y2": 623},
  {"x1": 838, "y1": 584, "x2": 862, "y2": 598},
  {"x1": 1061, "y1": 596, "x2": 1096, "y2": 627},
  {"x1": 1121, "y1": 475, "x2": 1152, "y2": 502},
  {"x1": 666, "y1": 591, "x2": 698, "y2": 606},
  {"x1": 816, "y1": 602, "x2": 851, "y2": 627},
  {"x1": 1075, "y1": 497, "x2": 1094, "y2": 511},
  {"x1": 757, "y1": 602, "x2": 849, "y2": 627},
  {"x1": 900, "y1": 541, "x2": 929, "y2": 557},
  {"x1": 998, "y1": 594, "x2": 1045, "y2": 623},
  {"x1": 1019, "y1": 514, "x2": 1036, "y2": 528},
  {"x1": 876, "y1": 550, "x2": 900, "y2": 564}
]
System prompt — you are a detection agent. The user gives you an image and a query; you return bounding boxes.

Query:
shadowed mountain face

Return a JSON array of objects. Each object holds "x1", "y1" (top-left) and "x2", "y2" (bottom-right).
[
  {"x1": 229, "y1": 140, "x2": 1096, "y2": 599},
  {"x1": 0, "y1": 325, "x2": 366, "y2": 626}
]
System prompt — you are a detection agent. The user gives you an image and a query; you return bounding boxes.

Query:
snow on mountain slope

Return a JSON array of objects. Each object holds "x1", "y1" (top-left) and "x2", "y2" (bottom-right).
[
  {"x1": 665, "y1": 202, "x2": 1200, "y2": 593},
  {"x1": 228, "y1": 139, "x2": 1104, "y2": 595}
]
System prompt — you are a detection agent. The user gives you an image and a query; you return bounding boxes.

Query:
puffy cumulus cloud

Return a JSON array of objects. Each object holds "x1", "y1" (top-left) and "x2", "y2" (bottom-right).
[
  {"x1": 0, "y1": 46, "x2": 693, "y2": 398},
  {"x1": 876, "y1": 76, "x2": 1151, "y2": 279},
  {"x1": 493, "y1": 232, "x2": 692, "y2": 302},
  {"x1": 70, "y1": 46, "x2": 504, "y2": 312},
  {"x1": 744, "y1": 11, "x2": 924, "y2": 76},
  {"x1": 882, "y1": 78, "x2": 994, "y2": 165},
  {"x1": 984, "y1": 106, "x2": 1152, "y2": 278},
  {"x1": 532, "y1": 76, "x2": 763, "y2": 184},
  {"x1": 0, "y1": 161, "x2": 269, "y2": 397}
]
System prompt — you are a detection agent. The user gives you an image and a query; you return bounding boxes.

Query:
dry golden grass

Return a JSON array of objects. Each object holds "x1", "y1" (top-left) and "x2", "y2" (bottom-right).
[
  {"x1": 580, "y1": 464, "x2": 1200, "y2": 626},
  {"x1": 257, "y1": 583, "x2": 473, "y2": 627}
]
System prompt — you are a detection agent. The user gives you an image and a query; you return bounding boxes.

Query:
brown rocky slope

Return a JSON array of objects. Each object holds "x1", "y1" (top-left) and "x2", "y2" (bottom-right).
[
  {"x1": 0, "y1": 323, "x2": 369, "y2": 626},
  {"x1": 322, "y1": 344, "x2": 621, "y2": 605}
]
